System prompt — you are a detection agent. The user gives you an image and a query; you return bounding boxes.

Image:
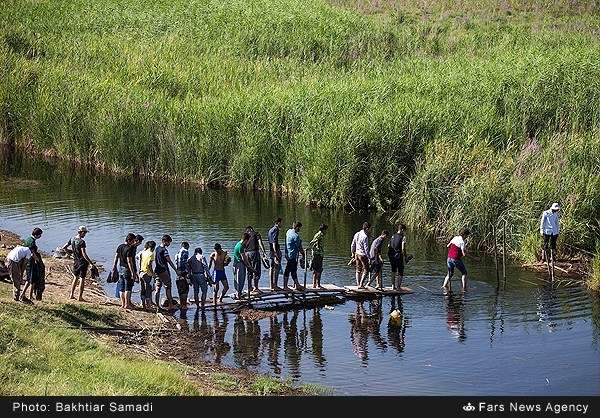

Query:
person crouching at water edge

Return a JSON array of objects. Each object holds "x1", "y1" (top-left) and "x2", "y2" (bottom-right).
[
  {"x1": 309, "y1": 223, "x2": 328, "y2": 289},
  {"x1": 209, "y1": 243, "x2": 230, "y2": 304},
  {"x1": 284, "y1": 221, "x2": 305, "y2": 291},
  {"x1": 138, "y1": 240, "x2": 156, "y2": 310},
  {"x1": 187, "y1": 247, "x2": 209, "y2": 308},
  {"x1": 5, "y1": 244, "x2": 32, "y2": 301},
  {"x1": 154, "y1": 234, "x2": 179, "y2": 311},
  {"x1": 351, "y1": 222, "x2": 371, "y2": 288},
  {"x1": 112, "y1": 233, "x2": 139, "y2": 309},
  {"x1": 62, "y1": 226, "x2": 95, "y2": 302},
  {"x1": 175, "y1": 241, "x2": 191, "y2": 310},
  {"x1": 442, "y1": 228, "x2": 470, "y2": 292}
]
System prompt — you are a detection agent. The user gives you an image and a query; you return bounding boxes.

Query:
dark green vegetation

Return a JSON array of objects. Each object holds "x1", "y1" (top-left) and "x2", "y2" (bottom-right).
[{"x1": 1, "y1": 0, "x2": 600, "y2": 272}]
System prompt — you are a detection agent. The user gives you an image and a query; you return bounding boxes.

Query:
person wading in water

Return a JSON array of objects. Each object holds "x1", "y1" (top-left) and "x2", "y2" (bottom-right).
[
  {"x1": 351, "y1": 222, "x2": 371, "y2": 289},
  {"x1": 442, "y1": 228, "x2": 470, "y2": 292},
  {"x1": 62, "y1": 226, "x2": 95, "y2": 301},
  {"x1": 540, "y1": 202, "x2": 560, "y2": 278}
]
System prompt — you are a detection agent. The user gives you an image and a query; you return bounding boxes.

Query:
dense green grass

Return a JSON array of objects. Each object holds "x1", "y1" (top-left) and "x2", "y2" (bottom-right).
[{"x1": 1, "y1": 0, "x2": 600, "y2": 262}]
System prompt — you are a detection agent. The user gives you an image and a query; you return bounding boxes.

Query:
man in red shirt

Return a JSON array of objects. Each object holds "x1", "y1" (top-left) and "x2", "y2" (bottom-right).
[{"x1": 442, "y1": 228, "x2": 470, "y2": 292}]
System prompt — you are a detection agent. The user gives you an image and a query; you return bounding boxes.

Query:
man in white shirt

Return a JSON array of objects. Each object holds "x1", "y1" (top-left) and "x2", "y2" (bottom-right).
[
  {"x1": 351, "y1": 222, "x2": 371, "y2": 288},
  {"x1": 5, "y1": 245, "x2": 32, "y2": 301},
  {"x1": 540, "y1": 202, "x2": 560, "y2": 263}
]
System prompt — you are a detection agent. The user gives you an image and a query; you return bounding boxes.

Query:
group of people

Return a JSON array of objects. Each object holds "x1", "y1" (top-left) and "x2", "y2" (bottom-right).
[
  {"x1": 101, "y1": 219, "x2": 332, "y2": 311},
  {"x1": 3, "y1": 202, "x2": 562, "y2": 306}
]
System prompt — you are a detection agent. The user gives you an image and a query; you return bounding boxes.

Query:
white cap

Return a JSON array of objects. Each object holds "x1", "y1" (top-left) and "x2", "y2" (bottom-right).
[
  {"x1": 551, "y1": 203, "x2": 560, "y2": 210},
  {"x1": 78, "y1": 225, "x2": 89, "y2": 233}
]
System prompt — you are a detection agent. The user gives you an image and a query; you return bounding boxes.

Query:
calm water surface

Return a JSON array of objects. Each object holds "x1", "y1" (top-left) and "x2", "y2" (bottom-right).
[{"x1": 1, "y1": 151, "x2": 599, "y2": 395}]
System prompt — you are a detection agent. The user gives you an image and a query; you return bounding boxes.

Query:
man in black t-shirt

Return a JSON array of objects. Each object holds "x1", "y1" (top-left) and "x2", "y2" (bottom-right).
[
  {"x1": 62, "y1": 226, "x2": 95, "y2": 301},
  {"x1": 154, "y1": 234, "x2": 179, "y2": 311},
  {"x1": 387, "y1": 224, "x2": 408, "y2": 290},
  {"x1": 244, "y1": 226, "x2": 267, "y2": 295},
  {"x1": 112, "y1": 233, "x2": 138, "y2": 309}
]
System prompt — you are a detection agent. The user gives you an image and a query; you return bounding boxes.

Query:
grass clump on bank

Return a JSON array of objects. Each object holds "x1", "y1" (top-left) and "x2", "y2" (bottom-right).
[{"x1": 1, "y1": 0, "x2": 600, "y2": 261}]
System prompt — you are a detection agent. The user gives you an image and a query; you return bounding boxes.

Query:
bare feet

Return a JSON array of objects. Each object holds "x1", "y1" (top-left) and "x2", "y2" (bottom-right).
[
  {"x1": 69, "y1": 295, "x2": 76, "y2": 300},
  {"x1": 78, "y1": 297, "x2": 86, "y2": 302}
]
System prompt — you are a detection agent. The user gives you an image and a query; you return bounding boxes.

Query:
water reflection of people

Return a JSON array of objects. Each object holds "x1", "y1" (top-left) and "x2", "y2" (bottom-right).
[
  {"x1": 444, "y1": 292, "x2": 466, "y2": 342},
  {"x1": 213, "y1": 309, "x2": 231, "y2": 363},
  {"x1": 349, "y1": 300, "x2": 387, "y2": 363},
  {"x1": 309, "y1": 308, "x2": 326, "y2": 369},
  {"x1": 283, "y1": 311, "x2": 302, "y2": 378},
  {"x1": 261, "y1": 315, "x2": 282, "y2": 374},
  {"x1": 233, "y1": 316, "x2": 261, "y2": 368},
  {"x1": 387, "y1": 296, "x2": 407, "y2": 354}
]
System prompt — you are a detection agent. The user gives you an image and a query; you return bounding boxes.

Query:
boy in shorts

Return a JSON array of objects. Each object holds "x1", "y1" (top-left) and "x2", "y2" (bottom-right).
[{"x1": 209, "y1": 243, "x2": 229, "y2": 304}]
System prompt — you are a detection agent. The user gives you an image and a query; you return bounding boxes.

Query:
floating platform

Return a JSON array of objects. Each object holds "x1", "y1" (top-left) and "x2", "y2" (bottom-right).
[{"x1": 344, "y1": 285, "x2": 413, "y2": 298}]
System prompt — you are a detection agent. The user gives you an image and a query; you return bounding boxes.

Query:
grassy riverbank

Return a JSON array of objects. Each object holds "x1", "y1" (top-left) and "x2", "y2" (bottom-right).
[
  {"x1": 1, "y1": 0, "x2": 600, "y2": 266},
  {"x1": 0, "y1": 232, "x2": 325, "y2": 395}
]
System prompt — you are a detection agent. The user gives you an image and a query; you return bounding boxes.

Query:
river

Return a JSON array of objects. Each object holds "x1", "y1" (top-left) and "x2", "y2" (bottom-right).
[{"x1": 1, "y1": 150, "x2": 598, "y2": 395}]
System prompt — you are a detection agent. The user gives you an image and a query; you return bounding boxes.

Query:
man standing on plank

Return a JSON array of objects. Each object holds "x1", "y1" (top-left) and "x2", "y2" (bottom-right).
[
  {"x1": 368, "y1": 229, "x2": 389, "y2": 290},
  {"x1": 442, "y1": 228, "x2": 470, "y2": 292},
  {"x1": 62, "y1": 226, "x2": 95, "y2": 301},
  {"x1": 387, "y1": 224, "x2": 407, "y2": 290},
  {"x1": 5, "y1": 244, "x2": 32, "y2": 301},
  {"x1": 351, "y1": 222, "x2": 371, "y2": 289},
  {"x1": 309, "y1": 224, "x2": 328, "y2": 289},
  {"x1": 283, "y1": 221, "x2": 305, "y2": 291},
  {"x1": 268, "y1": 217, "x2": 283, "y2": 291},
  {"x1": 244, "y1": 226, "x2": 267, "y2": 295},
  {"x1": 540, "y1": 202, "x2": 560, "y2": 269}
]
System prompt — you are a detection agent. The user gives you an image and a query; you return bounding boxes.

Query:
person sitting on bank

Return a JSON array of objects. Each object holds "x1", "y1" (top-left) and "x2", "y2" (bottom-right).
[
  {"x1": 209, "y1": 243, "x2": 230, "y2": 304},
  {"x1": 368, "y1": 230, "x2": 389, "y2": 290},
  {"x1": 387, "y1": 224, "x2": 408, "y2": 290},
  {"x1": 21, "y1": 227, "x2": 43, "y2": 302},
  {"x1": 139, "y1": 240, "x2": 156, "y2": 310},
  {"x1": 351, "y1": 222, "x2": 371, "y2": 289},
  {"x1": 113, "y1": 233, "x2": 138, "y2": 310},
  {"x1": 283, "y1": 221, "x2": 305, "y2": 291},
  {"x1": 268, "y1": 217, "x2": 283, "y2": 291},
  {"x1": 309, "y1": 224, "x2": 328, "y2": 289},
  {"x1": 540, "y1": 202, "x2": 560, "y2": 262},
  {"x1": 442, "y1": 228, "x2": 470, "y2": 292},
  {"x1": 187, "y1": 247, "x2": 210, "y2": 308},
  {"x1": 154, "y1": 234, "x2": 179, "y2": 311},
  {"x1": 5, "y1": 244, "x2": 32, "y2": 301},
  {"x1": 62, "y1": 226, "x2": 95, "y2": 302}
]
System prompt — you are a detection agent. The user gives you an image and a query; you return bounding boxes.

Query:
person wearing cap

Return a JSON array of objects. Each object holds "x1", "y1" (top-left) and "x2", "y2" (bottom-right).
[
  {"x1": 540, "y1": 203, "x2": 561, "y2": 261},
  {"x1": 61, "y1": 226, "x2": 95, "y2": 301}
]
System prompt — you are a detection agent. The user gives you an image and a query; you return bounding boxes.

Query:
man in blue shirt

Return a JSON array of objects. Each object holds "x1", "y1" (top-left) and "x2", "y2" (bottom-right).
[
  {"x1": 283, "y1": 221, "x2": 305, "y2": 291},
  {"x1": 268, "y1": 217, "x2": 283, "y2": 291}
]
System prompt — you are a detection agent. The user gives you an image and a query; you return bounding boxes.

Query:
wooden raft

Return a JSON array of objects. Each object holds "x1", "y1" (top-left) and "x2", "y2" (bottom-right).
[{"x1": 343, "y1": 285, "x2": 413, "y2": 298}]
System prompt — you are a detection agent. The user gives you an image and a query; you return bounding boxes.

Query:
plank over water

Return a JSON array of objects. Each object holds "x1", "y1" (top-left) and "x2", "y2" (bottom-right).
[{"x1": 344, "y1": 285, "x2": 413, "y2": 296}]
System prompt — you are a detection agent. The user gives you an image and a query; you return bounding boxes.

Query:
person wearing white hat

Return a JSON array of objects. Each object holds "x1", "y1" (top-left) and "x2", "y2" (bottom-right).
[
  {"x1": 61, "y1": 225, "x2": 95, "y2": 301},
  {"x1": 540, "y1": 203, "x2": 560, "y2": 263}
]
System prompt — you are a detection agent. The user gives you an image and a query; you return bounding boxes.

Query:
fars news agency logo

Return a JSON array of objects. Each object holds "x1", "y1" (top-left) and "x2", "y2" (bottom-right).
[{"x1": 463, "y1": 403, "x2": 476, "y2": 413}]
